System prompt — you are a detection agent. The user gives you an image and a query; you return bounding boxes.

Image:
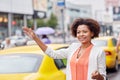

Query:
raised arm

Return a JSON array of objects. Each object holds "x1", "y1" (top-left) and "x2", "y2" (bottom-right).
[{"x1": 22, "y1": 27, "x2": 47, "y2": 52}]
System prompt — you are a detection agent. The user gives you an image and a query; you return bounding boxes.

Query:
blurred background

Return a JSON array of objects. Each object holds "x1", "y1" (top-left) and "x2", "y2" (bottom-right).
[
  {"x1": 0, "y1": 0, "x2": 120, "y2": 80},
  {"x1": 0, "y1": 0, "x2": 119, "y2": 44}
]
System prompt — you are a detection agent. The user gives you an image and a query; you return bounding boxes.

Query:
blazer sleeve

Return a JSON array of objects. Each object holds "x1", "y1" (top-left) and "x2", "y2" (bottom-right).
[
  {"x1": 44, "y1": 43, "x2": 74, "y2": 59},
  {"x1": 97, "y1": 49, "x2": 106, "y2": 80},
  {"x1": 44, "y1": 43, "x2": 80, "y2": 59}
]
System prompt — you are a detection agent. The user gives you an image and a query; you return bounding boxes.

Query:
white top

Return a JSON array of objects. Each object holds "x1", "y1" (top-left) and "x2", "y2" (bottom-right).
[{"x1": 45, "y1": 43, "x2": 106, "y2": 80}]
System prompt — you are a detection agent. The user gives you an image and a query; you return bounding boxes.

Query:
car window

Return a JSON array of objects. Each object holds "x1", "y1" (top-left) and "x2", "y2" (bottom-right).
[
  {"x1": 0, "y1": 54, "x2": 43, "y2": 74},
  {"x1": 54, "y1": 59, "x2": 66, "y2": 69},
  {"x1": 54, "y1": 46, "x2": 68, "y2": 69},
  {"x1": 112, "y1": 38, "x2": 117, "y2": 46},
  {"x1": 92, "y1": 39, "x2": 107, "y2": 47}
]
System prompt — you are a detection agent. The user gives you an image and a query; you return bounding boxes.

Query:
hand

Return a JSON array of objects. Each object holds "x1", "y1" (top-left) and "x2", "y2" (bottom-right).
[
  {"x1": 22, "y1": 27, "x2": 36, "y2": 39},
  {"x1": 91, "y1": 70, "x2": 101, "y2": 79}
]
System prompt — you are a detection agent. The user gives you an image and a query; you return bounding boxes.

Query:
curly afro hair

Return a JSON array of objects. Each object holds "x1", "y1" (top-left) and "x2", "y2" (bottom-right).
[{"x1": 70, "y1": 18, "x2": 100, "y2": 38}]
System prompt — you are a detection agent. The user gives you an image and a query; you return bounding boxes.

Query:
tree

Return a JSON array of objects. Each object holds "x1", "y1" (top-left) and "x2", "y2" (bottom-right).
[
  {"x1": 37, "y1": 19, "x2": 46, "y2": 27},
  {"x1": 46, "y1": 13, "x2": 58, "y2": 29},
  {"x1": 27, "y1": 13, "x2": 58, "y2": 29},
  {"x1": 27, "y1": 19, "x2": 33, "y2": 28}
]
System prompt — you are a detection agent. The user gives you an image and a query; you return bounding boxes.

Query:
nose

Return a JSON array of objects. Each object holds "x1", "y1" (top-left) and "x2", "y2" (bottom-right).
[{"x1": 80, "y1": 32, "x2": 84, "y2": 36}]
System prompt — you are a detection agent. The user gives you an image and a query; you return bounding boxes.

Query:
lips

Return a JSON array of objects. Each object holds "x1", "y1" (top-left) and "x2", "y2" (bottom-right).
[{"x1": 78, "y1": 38, "x2": 86, "y2": 42}]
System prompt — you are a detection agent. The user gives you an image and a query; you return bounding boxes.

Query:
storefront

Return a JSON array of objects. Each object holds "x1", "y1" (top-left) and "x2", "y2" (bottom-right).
[
  {"x1": 0, "y1": 13, "x2": 28, "y2": 40},
  {"x1": 0, "y1": 13, "x2": 8, "y2": 40},
  {"x1": 0, "y1": 0, "x2": 33, "y2": 40}
]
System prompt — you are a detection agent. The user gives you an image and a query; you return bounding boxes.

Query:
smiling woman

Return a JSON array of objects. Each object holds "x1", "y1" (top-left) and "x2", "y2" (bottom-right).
[{"x1": 22, "y1": 18, "x2": 106, "y2": 80}]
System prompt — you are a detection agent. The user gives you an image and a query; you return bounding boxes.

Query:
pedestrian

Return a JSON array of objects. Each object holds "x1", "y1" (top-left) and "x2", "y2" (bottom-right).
[
  {"x1": 41, "y1": 34, "x2": 51, "y2": 44},
  {"x1": 4, "y1": 38, "x2": 15, "y2": 49},
  {"x1": 22, "y1": 18, "x2": 106, "y2": 80}
]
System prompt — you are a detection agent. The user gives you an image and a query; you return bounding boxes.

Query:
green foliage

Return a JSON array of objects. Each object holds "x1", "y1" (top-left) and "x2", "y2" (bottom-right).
[
  {"x1": 46, "y1": 13, "x2": 58, "y2": 29},
  {"x1": 37, "y1": 19, "x2": 46, "y2": 27},
  {"x1": 27, "y1": 13, "x2": 58, "y2": 29},
  {"x1": 27, "y1": 20, "x2": 33, "y2": 28}
]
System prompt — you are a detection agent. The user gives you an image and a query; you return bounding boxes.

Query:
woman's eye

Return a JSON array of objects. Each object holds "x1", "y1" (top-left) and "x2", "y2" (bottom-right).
[
  {"x1": 83, "y1": 31, "x2": 87, "y2": 33},
  {"x1": 77, "y1": 31, "x2": 80, "y2": 34}
]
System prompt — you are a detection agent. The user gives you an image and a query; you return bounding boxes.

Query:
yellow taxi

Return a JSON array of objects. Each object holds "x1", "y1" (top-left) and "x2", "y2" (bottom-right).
[
  {"x1": 0, "y1": 44, "x2": 69, "y2": 80},
  {"x1": 92, "y1": 36, "x2": 118, "y2": 71}
]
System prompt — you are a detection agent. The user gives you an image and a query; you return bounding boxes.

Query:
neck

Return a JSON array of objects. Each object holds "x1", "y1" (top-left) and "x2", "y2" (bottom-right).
[{"x1": 81, "y1": 42, "x2": 92, "y2": 49}]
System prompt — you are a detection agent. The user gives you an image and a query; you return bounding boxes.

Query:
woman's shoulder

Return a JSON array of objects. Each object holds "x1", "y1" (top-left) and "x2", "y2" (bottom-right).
[
  {"x1": 92, "y1": 45, "x2": 104, "y2": 52},
  {"x1": 92, "y1": 44, "x2": 102, "y2": 49},
  {"x1": 66, "y1": 42, "x2": 81, "y2": 50},
  {"x1": 92, "y1": 45, "x2": 105, "y2": 54},
  {"x1": 89, "y1": 45, "x2": 105, "y2": 58}
]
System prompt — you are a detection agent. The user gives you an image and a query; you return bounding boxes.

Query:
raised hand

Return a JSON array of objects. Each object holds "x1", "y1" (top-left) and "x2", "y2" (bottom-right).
[
  {"x1": 22, "y1": 27, "x2": 36, "y2": 39},
  {"x1": 22, "y1": 27, "x2": 47, "y2": 52}
]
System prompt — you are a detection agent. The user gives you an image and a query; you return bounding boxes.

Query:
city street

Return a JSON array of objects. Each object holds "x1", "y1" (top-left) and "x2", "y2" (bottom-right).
[
  {"x1": 107, "y1": 66, "x2": 120, "y2": 80},
  {"x1": 0, "y1": 0, "x2": 120, "y2": 80}
]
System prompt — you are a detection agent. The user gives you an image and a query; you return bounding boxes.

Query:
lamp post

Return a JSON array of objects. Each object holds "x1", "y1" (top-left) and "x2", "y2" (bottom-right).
[
  {"x1": 61, "y1": 8, "x2": 66, "y2": 43},
  {"x1": 57, "y1": 0, "x2": 66, "y2": 43}
]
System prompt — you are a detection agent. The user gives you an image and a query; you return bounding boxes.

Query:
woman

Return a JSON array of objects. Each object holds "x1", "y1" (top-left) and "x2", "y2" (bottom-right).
[
  {"x1": 23, "y1": 18, "x2": 106, "y2": 80},
  {"x1": 4, "y1": 38, "x2": 15, "y2": 49}
]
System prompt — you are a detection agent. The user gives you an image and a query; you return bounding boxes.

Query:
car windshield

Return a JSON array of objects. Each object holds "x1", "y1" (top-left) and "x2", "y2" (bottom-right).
[
  {"x1": 92, "y1": 39, "x2": 107, "y2": 47},
  {"x1": 0, "y1": 54, "x2": 43, "y2": 74}
]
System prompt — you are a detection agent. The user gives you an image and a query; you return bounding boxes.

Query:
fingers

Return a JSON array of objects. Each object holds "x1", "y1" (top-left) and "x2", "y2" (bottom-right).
[
  {"x1": 91, "y1": 70, "x2": 100, "y2": 79},
  {"x1": 22, "y1": 27, "x2": 34, "y2": 39},
  {"x1": 22, "y1": 26, "x2": 27, "y2": 30},
  {"x1": 22, "y1": 27, "x2": 33, "y2": 33},
  {"x1": 22, "y1": 27, "x2": 30, "y2": 32}
]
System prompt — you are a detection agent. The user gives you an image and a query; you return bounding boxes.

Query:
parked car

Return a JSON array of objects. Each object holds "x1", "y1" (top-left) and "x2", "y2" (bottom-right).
[
  {"x1": 92, "y1": 36, "x2": 118, "y2": 71},
  {"x1": 0, "y1": 44, "x2": 69, "y2": 80},
  {"x1": 0, "y1": 43, "x2": 4, "y2": 50},
  {"x1": 1, "y1": 36, "x2": 28, "y2": 47}
]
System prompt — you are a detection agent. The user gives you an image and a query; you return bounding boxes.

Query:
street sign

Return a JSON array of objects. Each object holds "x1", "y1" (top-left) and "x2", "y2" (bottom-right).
[
  {"x1": 57, "y1": 0, "x2": 65, "y2": 9},
  {"x1": 57, "y1": 0, "x2": 65, "y2": 6}
]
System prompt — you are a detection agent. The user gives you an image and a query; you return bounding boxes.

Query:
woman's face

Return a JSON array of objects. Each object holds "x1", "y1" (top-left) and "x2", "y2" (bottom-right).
[{"x1": 76, "y1": 25, "x2": 93, "y2": 44}]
